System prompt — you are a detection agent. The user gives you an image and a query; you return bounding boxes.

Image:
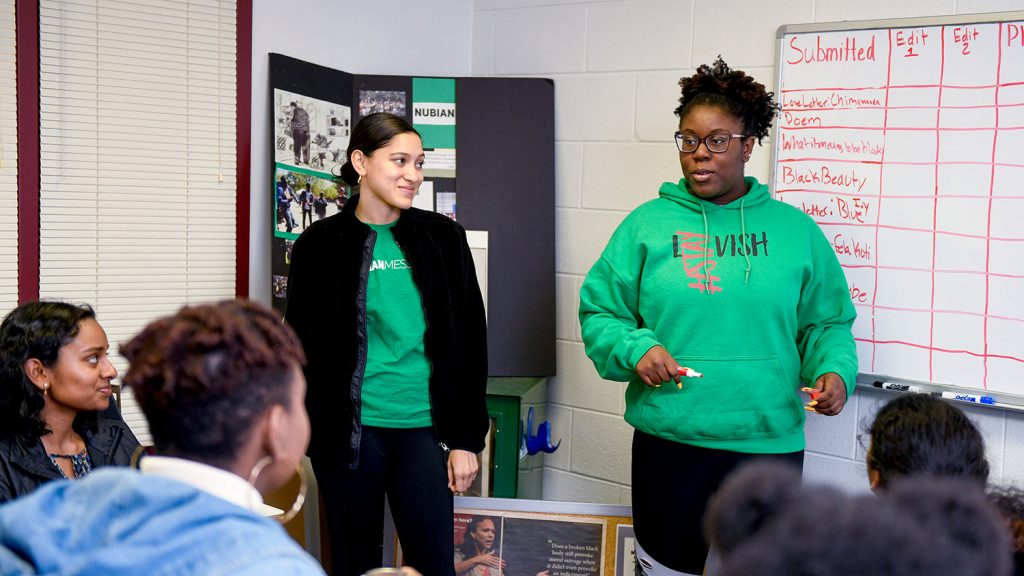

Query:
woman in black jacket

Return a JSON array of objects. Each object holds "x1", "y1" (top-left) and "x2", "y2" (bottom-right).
[
  {"x1": 286, "y1": 112, "x2": 489, "y2": 576},
  {"x1": 0, "y1": 301, "x2": 140, "y2": 502}
]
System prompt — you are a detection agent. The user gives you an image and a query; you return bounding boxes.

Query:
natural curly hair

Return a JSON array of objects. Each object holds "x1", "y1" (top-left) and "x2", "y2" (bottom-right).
[
  {"x1": 120, "y1": 299, "x2": 306, "y2": 466},
  {"x1": 674, "y1": 57, "x2": 779, "y2": 143},
  {"x1": 988, "y1": 485, "x2": 1024, "y2": 553},
  {"x1": 0, "y1": 301, "x2": 98, "y2": 441}
]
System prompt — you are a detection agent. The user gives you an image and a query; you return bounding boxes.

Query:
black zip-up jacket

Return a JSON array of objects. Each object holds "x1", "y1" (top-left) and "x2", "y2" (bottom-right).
[
  {"x1": 285, "y1": 194, "x2": 489, "y2": 468},
  {"x1": 0, "y1": 401, "x2": 140, "y2": 503}
]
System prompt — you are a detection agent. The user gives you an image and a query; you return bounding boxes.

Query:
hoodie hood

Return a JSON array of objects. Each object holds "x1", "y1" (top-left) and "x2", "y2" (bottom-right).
[
  {"x1": 658, "y1": 176, "x2": 771, "y2": 285},
  {"x1": 658, "y1": 176, "x2": 771, "y2": 211}
]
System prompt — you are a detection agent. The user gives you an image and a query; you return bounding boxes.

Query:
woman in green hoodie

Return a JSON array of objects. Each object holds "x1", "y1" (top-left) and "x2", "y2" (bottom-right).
[{"x1": 579, "y1": 58, "x2": 858, "y2": 575}]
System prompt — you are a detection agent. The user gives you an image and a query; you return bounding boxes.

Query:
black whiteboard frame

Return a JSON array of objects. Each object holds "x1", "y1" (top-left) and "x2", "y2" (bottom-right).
[{"x1": 770, "y1": 12, "x2": 1024, "y2": 411}]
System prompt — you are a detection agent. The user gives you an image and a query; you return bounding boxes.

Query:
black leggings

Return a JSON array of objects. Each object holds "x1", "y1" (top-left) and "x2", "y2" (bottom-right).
[
  {"x1": 314, "y1": 426, "x2": 455, "y2": 576},
  {"x1": 631, "y1": 430, "x2": 804, "y2": 575}
]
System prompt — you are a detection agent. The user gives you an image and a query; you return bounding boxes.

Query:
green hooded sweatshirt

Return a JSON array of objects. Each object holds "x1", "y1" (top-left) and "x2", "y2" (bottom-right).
[{"x1": 579, "y1": 176, "x2": 858, "y2": 453}]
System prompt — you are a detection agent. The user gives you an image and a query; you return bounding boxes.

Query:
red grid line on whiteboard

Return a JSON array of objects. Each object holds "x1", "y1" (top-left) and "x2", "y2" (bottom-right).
[
  {"x1": 780, "y1": 80, "x2": 1024, "y2": 92},
  {"x1": 778, "y1": 188, "x2": 1024, "y2": 200},
  {"x1": 854, "y1": 338, "x2": 1024, "y2": 364},
  {"x1": 927, "y1": 26, "x2": 946, "y2": 382},
  {"x1": 774, "y1": 24, "x2": 1024, "y2": 387},
  {"x1": 777, "y1": 158, "x2": 1024, "y2": 169},
  {"x1": 782, "y1": 101, "x2": 1024, "y2": 112},
  {"x1": 842, "y1": 263, "x2": 1024, "y2": 280},
  {"x1": 776, "y1": 25, "x2": 1024, "y2": 389},
  {"x1": 871, "y1": 30, "x2": 894, "y2": 372},
  {"x1": 983, "y1": 24, "x2": 1004, "y2": 389},
  {"x1": 778, "y1": 124, "x2": 1024, "y2": 131}
]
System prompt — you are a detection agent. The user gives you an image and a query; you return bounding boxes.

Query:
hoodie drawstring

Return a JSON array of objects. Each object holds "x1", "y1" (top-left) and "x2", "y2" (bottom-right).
[
  {"x1": 740, "y1": 197, "x2": 751, "y2": 284},
  {"x1": 700, "y1": 203, "x2": 710, "y2": 294}
]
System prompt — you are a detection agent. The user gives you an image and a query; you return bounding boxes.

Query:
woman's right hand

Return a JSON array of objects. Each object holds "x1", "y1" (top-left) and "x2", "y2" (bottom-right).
[
  {"x1": 473, "y1": 552, "x2": 506, "y2": 569},
  {"x1": 635, "y1": 346, "x2": 681, "y2": 388}
]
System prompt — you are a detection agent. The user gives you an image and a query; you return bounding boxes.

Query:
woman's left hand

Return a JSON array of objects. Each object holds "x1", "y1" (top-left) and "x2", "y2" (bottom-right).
[
  {"x1": 448, "y1": 449, "x2": 479, "y2": 493},
  {"x1": 802, "y1": 372, "x2": 848, "y2": 416}
]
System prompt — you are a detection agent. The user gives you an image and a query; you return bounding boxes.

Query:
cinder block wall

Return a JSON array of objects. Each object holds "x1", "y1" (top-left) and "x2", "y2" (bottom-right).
[{"x1": 471, "y1": 0, "x2": 1024, "y2": 503}]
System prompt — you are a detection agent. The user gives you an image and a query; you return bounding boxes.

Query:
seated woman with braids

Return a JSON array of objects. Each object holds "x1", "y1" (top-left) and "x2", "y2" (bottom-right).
[{"x1": 0, "y1": 300, "x2": 325, "y2": 575}]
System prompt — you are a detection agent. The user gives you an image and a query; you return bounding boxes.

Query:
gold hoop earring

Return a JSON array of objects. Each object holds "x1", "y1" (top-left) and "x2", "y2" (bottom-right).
[
  {"x1": 129, "y1": 444, "x2": 149, "y2": 469},
  {"x1": 248, "y1": 456, "x2": 308, "y2": 525},
  {"x1": 357, "y1": 174, "x2": 362, "y2": 185}
]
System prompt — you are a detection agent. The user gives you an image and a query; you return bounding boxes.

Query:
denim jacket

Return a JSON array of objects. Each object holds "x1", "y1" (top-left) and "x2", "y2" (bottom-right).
[{"x1": 0, "y1": 467, "x2": 325, "y2": 575}]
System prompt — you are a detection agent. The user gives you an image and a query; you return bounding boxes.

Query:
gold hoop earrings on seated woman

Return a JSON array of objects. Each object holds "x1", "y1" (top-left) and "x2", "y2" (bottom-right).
[{"x1": 248, "y1": 456, "x2": 308, "y2": 525}]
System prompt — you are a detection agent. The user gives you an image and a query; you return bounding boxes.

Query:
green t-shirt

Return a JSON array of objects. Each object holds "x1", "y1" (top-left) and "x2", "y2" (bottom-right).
[{"x1": 360, "y1": 223, "x2": 433, "y2": 428}]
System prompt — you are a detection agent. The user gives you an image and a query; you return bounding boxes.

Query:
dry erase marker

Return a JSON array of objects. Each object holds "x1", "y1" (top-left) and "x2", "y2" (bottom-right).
[
  {"x1": 940, "y1": 391, "x2": 995, "y2": 405},
  {"x1": 676, "y1": 366, "x2": 703, "y2": 389},
  {"x1": 873, "y1": 381, "x2": 925, "y2": 394}
]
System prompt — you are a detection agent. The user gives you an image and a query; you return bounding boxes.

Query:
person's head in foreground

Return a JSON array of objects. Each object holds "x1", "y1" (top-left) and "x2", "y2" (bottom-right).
[
  {"x1": 866, "y1": 393, "x2": 989, "y2": 490},
  {"x1": 0, "y1": 299, "x2": 330, "y2": 575},
  {"x1": 124, "y1": 298, "x2": 310, "y2": 493},
  {"x1": 709, "y1": 461, "x2": 1012, "y2": 576}
]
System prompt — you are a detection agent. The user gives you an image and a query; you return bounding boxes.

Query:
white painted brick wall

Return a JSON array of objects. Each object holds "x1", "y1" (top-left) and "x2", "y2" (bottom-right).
[
  {"x1": 472, "y1": 0, "x2": 1024, "y2": 504},
  {"x1": 555, "y1": 142, "x2": 584, "y2": 208},
  {"x1": 493, "y1": 6, "x2": 588, "y2": 74},
  {"x1": 555, "y1": 274, "x2": 580, "y2": 341},
  {"x1": 581, "y1": 142, "x2": 680, "y2": 210},
  {"x1": 585, "y1": 0, "x2": 693, "y2": 71},
  {"x1": 692, "y1": 0, "x2": 815, "y2": 69},
  {"x1": 636, "y1": 71, "x2": 690, "y2": 142},
  {"x1": 555, "y1": 207, "x2": 623, "y2": 275},
  {"x1": 553, "y1": 74, "x2": 637, "y2": 142},
  {"x1": 571, "y1": 410, "x2": 633, "y2": 484}
]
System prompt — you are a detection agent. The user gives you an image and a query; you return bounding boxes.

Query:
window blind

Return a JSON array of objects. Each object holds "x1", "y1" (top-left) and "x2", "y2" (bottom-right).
[
  {"x1": 38, "y1": 0, "x2": 237, "y2": 444},
  {"x1": 0, "y1": 0, "x2": 16, "y2": 314}
]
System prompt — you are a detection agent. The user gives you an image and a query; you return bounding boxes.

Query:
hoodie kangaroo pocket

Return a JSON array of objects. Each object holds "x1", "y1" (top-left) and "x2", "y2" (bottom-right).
[{"x1": 638, "y1": 356, "x2": 802, "y2": 441}]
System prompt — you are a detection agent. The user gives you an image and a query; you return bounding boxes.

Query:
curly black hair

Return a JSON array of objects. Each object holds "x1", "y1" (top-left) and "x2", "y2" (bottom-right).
[
  {"x1": 866, "y1": 394, "x2": 989, "y2": 489},
  {"x1": 988, "y1": 485, "x2": 1024, "y2": 552},
  {"x1": 0, "y1": 301, "x2": 98, "y2": 442},
  {"x1": 120, "y1": 299, "x2": 306, "y2": 467},
  {"x1": 675, "y1": 57, "x2": 779, "y2": 143}
]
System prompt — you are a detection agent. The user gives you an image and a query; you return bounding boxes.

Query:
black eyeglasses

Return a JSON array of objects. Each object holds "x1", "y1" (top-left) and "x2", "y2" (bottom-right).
[{"x1": 674, "y1": 131, "x2": 747, "y2": 153}]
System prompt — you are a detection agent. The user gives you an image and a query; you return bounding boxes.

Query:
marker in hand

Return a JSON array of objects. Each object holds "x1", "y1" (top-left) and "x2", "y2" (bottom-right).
[
  {"x1": 676, "y1": 366, "x2": 703, "y2": 389},
  {"x1": 800, "y1": 387, "x2": 820, "y2": 411}
]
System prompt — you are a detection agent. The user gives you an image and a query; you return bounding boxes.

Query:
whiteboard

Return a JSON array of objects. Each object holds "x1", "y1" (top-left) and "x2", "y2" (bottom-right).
[{"x1": 771, "y1": 12, "x2": 1024, "y2": 407}]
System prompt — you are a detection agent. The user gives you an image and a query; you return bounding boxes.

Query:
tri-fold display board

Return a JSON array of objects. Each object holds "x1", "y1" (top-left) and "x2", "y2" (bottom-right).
[
  {"x1": 772, "y1": 12, "x2": 1024, "y2": 407},
  {"x1": 268, "y1": 53, "x2": 555, "y2": 377}
]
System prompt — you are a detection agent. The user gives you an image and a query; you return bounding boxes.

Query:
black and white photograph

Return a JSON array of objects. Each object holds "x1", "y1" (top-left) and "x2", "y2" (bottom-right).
[
  {"x1": 359, "y1": 89, "x2": 407, "y2": 116},
  {"x1": 274, "y1": 88, "x2": 351, "y2": 173}
]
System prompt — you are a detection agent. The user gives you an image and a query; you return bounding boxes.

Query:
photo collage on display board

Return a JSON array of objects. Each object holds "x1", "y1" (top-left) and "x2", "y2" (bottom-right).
[{"x1": 271, "y1": 64, "x2": 464, "y2": 312}]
